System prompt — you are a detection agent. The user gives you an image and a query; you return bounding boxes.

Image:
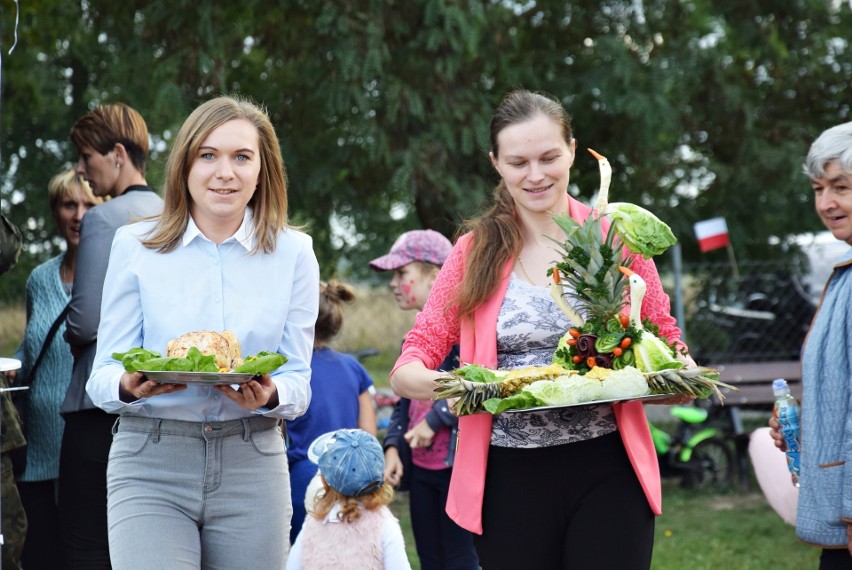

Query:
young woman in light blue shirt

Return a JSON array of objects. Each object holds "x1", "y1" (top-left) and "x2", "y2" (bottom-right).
[{"x1": 86, "y1": 95, "x2": 320, "y2": 569}]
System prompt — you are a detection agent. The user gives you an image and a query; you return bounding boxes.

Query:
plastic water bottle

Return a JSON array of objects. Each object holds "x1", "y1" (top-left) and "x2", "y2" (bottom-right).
[{"x1": 772, "y1": 378, "x2": 801, "y2": 487}]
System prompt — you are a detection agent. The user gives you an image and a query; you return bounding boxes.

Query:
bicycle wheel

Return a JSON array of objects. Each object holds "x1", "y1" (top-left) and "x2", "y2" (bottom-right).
[{"x1": 681, "y1": 437, "x2": 734, "y2": 491}]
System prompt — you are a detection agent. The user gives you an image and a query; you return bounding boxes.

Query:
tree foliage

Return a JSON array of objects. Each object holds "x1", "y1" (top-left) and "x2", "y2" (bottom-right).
[{"x1": 1, "y1": 0, "x2": 849, "y2": 303}]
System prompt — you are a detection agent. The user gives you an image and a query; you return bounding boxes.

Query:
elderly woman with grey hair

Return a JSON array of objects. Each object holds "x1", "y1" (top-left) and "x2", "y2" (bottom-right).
[{"x1": 771, "y1": 121, "x2": 852, "y2": 569}]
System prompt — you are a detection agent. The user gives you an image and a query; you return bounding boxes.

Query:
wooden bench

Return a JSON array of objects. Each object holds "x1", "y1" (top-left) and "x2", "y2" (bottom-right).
[
  {"x1": 712, "y1": 360, "x2": 802, "y2": 408},
  {"x1": 706, "y1": 359, "x2": 802, "y2": 490}
]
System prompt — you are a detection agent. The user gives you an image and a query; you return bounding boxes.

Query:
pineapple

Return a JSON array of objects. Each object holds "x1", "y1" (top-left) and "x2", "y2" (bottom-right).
[
  {"x1": 549, "y1": 212, "x2": 631, "y2": 324},
  {"x1": 434, "y1": 364, "x2": 574, "y2": 416}
]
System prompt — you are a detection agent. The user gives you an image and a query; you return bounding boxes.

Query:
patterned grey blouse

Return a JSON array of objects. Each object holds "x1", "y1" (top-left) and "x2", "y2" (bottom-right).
[{"x1": 490, "y1": 274, "x2": 617, "y2": 448}]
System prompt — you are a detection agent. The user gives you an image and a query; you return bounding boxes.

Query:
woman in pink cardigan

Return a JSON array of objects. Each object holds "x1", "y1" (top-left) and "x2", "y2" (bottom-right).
[{"x1": 390, "y1": 89, "x2": 690, "y2": 570}]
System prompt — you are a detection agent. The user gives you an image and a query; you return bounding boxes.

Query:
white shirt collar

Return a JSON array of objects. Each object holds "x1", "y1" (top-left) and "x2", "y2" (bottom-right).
[{"x1": 181, "y1": 208, "x2": 256, "y2": 251}]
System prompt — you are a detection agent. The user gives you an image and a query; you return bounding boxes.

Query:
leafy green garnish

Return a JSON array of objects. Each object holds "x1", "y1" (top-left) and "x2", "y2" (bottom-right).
[
  {"x1": 595, "y1": 332, "x2": 624, "y2": 353},
  {"x1": 233, "y1": 351, "x2": 287, "y2": 375},
  {"x1": 483, "y1": 392, "x2": 539, "y2": 414},
  {"x1": 112, "y1": 348, "x2": 162, "y2": 373},
  {"x1": 113, "y1": 347, "x2": 218, "y2": 373},
  {"x1": 113, "y1": 346, "x2": 286, "y2": 374},
  {"x1": 454, "y1": 364, "x2": 500, "y2": 383}
]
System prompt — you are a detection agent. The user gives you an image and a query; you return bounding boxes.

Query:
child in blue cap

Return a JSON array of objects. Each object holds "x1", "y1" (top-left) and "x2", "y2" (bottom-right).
[{"x1": 286, "y1": 429, "x2": 412, "y2": 569}]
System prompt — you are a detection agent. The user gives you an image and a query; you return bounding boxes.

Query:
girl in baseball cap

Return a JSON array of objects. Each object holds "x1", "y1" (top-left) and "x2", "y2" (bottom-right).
[
  {"x1": 369, "y1": 231, "x2": 479, "y2": 570},
  {"x1": 287, "y1": 429, "x2": 412, "y2": 569}
]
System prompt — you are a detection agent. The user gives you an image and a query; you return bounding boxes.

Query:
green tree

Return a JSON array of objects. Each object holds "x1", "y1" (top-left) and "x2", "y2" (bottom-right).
[{"x1": 1, "y1": 0, "x2": 850, "y2": 304}]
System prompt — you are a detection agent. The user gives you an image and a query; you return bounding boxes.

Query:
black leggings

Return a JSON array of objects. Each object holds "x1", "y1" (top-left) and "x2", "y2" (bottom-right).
[
  {"x1": 474, "y1": 432, "x2": 655, "y2": 570},
  {"x1": 409, "y1": 465, "x2": 479, "y2": 570}
]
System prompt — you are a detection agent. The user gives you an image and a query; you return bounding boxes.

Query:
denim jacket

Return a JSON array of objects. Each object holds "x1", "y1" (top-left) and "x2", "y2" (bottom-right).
[{"x1": 797, "y1": 249, "x2": 852, "y2": 547}]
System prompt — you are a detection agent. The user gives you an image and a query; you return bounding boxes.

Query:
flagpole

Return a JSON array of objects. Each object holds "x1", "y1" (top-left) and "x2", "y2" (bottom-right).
[
  {"x1": 670, "y1": 243, "x2": 687, "y2": 343},
  {"x1": 726, "y1": 242, "x2": 740, "y2": 280}
]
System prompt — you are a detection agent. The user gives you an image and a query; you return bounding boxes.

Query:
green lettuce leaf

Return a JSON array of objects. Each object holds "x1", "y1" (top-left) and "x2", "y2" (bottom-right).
[
  {"x1": 114, "y1": 345, "x2": 288, "y2": 375},
  {"x1": 112, "y1": 348, "x2": 163, "y2": 373},
  {"x1": 454, "y1": 364, "x2": 501, "y2": 383},
  {"x1": 113, "y1": 346, "x2": 219, "y2": 373},
  {"x1": 483, "y1": 391, "x2": 539, "y2": 414},
  {"x1": 233, "y1": 351, "x2": 288, "y2": 375},
  {"x1": 632, "y1": 331, "x2": 682, "y2": 372}
]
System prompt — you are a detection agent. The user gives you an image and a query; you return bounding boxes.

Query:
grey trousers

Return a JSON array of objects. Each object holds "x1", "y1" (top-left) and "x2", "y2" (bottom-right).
[{"x1": 107, "y1": 415, "x2": 291, "y2": 569}]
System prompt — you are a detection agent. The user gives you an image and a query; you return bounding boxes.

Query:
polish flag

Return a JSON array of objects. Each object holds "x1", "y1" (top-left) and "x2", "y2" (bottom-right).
[{"x1": 694, "y1": 217, "x2": 730, "y2": 252}]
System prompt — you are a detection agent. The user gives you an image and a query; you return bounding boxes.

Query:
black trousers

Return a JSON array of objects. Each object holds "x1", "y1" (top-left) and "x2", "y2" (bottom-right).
[
  {"x1": 19, "y1": 479, "x2": 62, "y2": 568},
  {"x1": 474, "y1": 431, "x2": 655, "y2": 570},
  {"x1": 821, "y1": 548, "x2": 852, "y2": 570},
  {"x1": 58, "y1": 408, "x2": 115, "y2": 569}
]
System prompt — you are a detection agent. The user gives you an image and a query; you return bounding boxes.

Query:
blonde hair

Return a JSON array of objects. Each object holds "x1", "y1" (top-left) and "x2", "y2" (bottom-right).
[
  {"x1": 143, "y1": 95, "x2": 289, "y2": 253},
  {"x1": 70, "y1": 103, "x2": 149, "y2": 174},
  {"x1": 310, "y1": 479, "x2": 395, "y2": 524},
  {"x1": 47, "y1": 169, "x2": 103, "y2": 221},
  {"x1": 454, "y1": 89, "x2": 573, "y2": 318}
]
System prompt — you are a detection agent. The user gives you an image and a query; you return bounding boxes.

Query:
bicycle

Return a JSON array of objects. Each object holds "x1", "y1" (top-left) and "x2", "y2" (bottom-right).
[{"x1": 648, "y1": 404, "x2": 735, "y2": 491}]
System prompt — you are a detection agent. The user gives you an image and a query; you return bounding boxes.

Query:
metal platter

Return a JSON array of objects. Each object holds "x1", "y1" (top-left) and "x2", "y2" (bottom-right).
[
  {"x1": 501, "y1": 392, "x2": 676, "y2": 413},
  {"x1": 139, "y1": 370, "x2": 258, "y2": 385}
]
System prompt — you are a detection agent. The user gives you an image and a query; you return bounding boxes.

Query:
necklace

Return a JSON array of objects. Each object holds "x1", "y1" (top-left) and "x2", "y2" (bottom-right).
[{"x1": 517, "y1": 255, "x2": 537, "y2": 285}]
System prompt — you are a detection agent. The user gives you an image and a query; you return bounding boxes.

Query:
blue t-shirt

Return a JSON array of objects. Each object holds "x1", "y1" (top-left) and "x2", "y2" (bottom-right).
[{"x1": 286, "y1": 347, "x2": 373, "y2": 463}]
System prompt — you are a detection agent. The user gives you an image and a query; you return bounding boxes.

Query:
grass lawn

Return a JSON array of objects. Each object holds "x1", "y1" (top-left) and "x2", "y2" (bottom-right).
[
  {"x1": 388, "y1": 481, "x2": 818, "y2": 570},
  {"x1": 652, "y1": 482, "x2": 817, "y2": 569}
]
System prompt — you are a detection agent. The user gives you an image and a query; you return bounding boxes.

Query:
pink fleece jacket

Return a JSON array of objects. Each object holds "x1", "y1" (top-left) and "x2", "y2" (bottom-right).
[{"x1": 392, "y1": 197, "x2": 679, "y2": 534}]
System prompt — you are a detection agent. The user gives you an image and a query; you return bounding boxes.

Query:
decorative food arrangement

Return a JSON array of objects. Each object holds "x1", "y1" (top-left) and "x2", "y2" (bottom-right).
[
  {"x1": 113, "y1": 330, "x2": 287, "y2": 379},
  {"x1": 434, "y1": 149, "x2": 733, "y2": 415}
]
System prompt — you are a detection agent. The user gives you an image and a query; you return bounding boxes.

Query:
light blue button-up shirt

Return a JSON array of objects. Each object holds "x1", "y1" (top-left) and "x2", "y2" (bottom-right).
[{"x1": 87, "y1": 210, "x2": 319, "y2": 421}]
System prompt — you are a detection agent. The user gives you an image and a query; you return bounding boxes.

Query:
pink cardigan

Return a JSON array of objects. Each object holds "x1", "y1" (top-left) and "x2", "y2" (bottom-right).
[{"x1": 393, "y1": 198, "x2": 677, "y2": 534}]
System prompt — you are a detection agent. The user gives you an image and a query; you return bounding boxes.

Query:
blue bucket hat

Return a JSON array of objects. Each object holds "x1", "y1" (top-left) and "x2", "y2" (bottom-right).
[{"x1": 308, "y1": 429, "x2": 385, "y2": 497}]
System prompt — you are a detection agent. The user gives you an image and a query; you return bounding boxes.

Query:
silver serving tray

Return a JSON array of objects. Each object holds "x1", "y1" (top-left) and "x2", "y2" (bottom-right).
[
  {"x1": 501, "y1": 392, "x2": 676, "y2": 413},
  {"x1": 139, "y1": 370, "x2": 258, "y2": 385}
]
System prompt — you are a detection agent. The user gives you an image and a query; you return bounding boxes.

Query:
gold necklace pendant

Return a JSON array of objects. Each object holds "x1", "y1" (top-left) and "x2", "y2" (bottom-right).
[{"x1": 517, "y1": 255, "x2": 537, "y2": 285}]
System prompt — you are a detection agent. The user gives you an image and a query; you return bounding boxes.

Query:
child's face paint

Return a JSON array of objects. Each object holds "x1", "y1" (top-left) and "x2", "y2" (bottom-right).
[{"x1": 388, "y1": 263, "x2": 438, "y2": 311}]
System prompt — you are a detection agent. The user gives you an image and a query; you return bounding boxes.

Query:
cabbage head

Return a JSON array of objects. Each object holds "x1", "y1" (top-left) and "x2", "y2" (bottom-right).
[{"x1": 605, "y1": 202, "x2": 677, "y2": 259}]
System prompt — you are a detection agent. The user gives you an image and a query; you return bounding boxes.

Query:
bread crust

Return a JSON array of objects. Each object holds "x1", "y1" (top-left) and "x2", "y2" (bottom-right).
[{"x1": 166, "y1": 330, "x2": 243, "y2": 369}]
